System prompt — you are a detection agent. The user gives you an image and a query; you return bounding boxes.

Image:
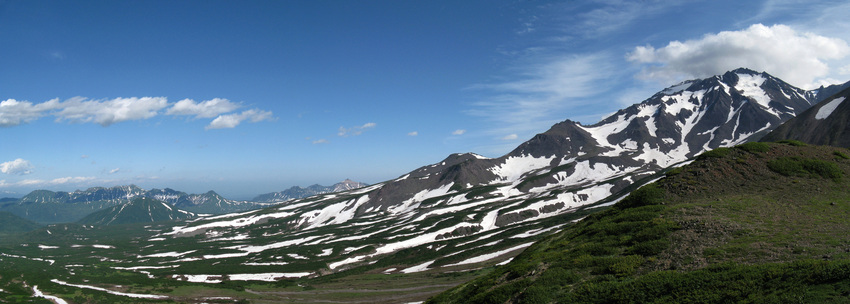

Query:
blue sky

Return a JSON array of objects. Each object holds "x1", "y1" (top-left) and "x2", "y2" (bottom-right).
[{"x1": 2, "y1": 0, "x2": 850, "y2": 199}]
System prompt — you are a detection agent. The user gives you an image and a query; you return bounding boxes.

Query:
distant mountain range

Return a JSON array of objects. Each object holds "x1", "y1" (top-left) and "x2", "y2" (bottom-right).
[
  {"x1": 0, "y1": 180, "x2": 369, "y2": 224},
  {"x1": 251, "y1": 179, "x2": 369, "y2": 202}
]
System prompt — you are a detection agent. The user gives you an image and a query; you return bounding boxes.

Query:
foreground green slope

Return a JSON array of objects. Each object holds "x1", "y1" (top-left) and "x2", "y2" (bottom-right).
[{"x1": 429, "y1": 142, "x2": 850, "y2": 303}]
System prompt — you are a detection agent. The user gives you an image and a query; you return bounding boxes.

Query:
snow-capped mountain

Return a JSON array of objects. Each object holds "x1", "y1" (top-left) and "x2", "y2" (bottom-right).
[
  {"x1": 762, "y1": 86, "x2": 850, "y2": 147},
  {"x1": 251, "y1": 179, "x2": 369, "y2": 203},
  {"x1": 137, "y1": 68, "x2": 821, "y2": 278}
]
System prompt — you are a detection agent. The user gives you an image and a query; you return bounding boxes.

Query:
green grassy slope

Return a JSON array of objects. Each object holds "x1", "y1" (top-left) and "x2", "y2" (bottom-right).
[
  {"x1": 429, "y1": 142, "x2": 850, "y2": 303},
  {"x1": 0, "y1": 211, "x2": 41, "y2": 233}
]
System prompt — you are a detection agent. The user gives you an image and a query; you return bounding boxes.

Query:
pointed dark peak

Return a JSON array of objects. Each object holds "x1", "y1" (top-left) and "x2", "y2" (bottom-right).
[
  {"x1": 729, "y1": 67, "x2": 760, "y2": 75},
  {"x1": 431, "y1": 153, "x2": 485, "y2": 169},
  {"x1": 509, "y1": 119, "x2": 599, "y2": 158},
  {"x1": 660, "y1": 79, "x2": 699, "y2": 95}
]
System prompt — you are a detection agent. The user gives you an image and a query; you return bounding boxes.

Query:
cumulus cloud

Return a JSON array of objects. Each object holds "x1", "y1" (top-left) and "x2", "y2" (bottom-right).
[
  {"x1": 0, "y1": 159, "x2": 33, "y2": 175},
  {"x1": 206, "y1": 109, "x2": 274, "y2": 130},
  {"x1": 52, "y1": 97, "x2": 169, "y2": 126},
  {"x1": 338, "y1": 122, "x2": 377, "y2": 137},
  {"x1": 407, "y1": 131, "x2": 418, "y2": 136},
  {"x1": 108, "y1": 168, "x2": 120, "y2": 174},
  {"x1": 627, "y1": 24, "x2": 850, "y2": 89},
  {"x1": 501, "y1": 134, "x2": 519, "y2": 140},
  {"x1": 0, "y1": 99, "x2": 61, "y2": 127},
  {"x1": 452, "y1": 129, "x2": 467, "y2": 135},
  {"x1": 0, "y1": 96, "x2": 273, "y2": 129},
  {"x1": 166, "y1": 98, "x2": 240, "y2": 118}
]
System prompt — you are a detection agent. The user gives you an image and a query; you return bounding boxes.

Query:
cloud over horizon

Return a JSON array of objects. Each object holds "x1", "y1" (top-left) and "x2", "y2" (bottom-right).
[
  {"x1": 0, "y1": 96, "x2": 274, "y2": 129},
  {"x1": 628, "y1": 23, "x2": 850, "y2": 89}
]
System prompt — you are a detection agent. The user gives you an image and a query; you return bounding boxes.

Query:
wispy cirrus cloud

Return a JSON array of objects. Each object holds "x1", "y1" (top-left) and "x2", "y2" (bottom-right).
[
  {"x1": 0, "y1": 176, "x2": 95, "y2": 188},
  {"x1": 468, "y1": 53, "x2": 617, "y2": 133},
  {"x1": 628, "y1": 24, "x2": 850, "y2": 89},
  {"x1": 338, "y1": 122, "x2": 376, "y2": 137},
  {"x1": 501, "y1": 134, "x2": 518, "y2": 140},
  {"x1": 545, "y1": 0, "x2": 688, "y2": 40}
]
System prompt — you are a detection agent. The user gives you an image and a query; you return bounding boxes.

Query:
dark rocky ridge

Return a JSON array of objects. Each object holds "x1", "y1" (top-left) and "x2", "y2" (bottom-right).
[{"x1": 762, "y1": 86, "x2": 850, "y2": 147}]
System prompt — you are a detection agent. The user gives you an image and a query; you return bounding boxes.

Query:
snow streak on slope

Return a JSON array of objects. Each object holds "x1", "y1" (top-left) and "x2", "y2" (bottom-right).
[{"x1": 816, "y1": 97, "x2": 846, "y2": 119}]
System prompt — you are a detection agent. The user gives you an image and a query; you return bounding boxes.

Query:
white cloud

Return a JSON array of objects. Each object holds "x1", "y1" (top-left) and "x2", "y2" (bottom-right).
[
  {"x1": 0, "y1": 99, "x2": 61, "y2": 127},
  {"x1": 312, "y1": 139, "x2": 329, "y2": 144},
  {"x1": 338, "y1": 122, "x2": 377, "y2": 137},
  {"x1": 1, "y1": 96, "x2": 273, "y2": 129},
  {"x1": 166, "y1": 98, "x2": 240, "y2": 118},
  {"x1": 49, "y1": 176, "x2": 95, "y2": 185},
  {"x1": 0, "y1": 176, "x2": 95, "y2": 188},
  {"x1": 0, "y1": 159, "x2": 33, "y2": 175},
  {"x1": 407, "y1": 131, "x2": 418, "y2": 136},
  {"x1": 627, "y1": 23, "x2": 850, "y2": 89},
  {"x1": 501, "y1": 134, "x2": 519, "y2": 140},
  {"x1": 54, "y1": 97, "x2": 169, "y2": 126},
  {"x1": 452, "y1": 129, "x2": 467, "y2": 135},
  {"x1": 109, "y1": 168, "x2": 120, "y2": 174},
  {"x1": 206, "y1": 109, "x2": 274, "y2": 130}
]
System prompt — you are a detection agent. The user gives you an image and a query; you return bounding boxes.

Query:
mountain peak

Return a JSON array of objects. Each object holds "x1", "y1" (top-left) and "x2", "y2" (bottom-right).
[{"x1": 729, "y1": 67, "x2": 761, "y2": 75}]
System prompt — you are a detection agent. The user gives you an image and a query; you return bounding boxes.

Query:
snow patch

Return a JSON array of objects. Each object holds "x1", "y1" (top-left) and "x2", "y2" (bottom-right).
[
  {"x1": 229, "y1": 272, "x2": 312, "y2": 281},
  {"x1": 489, "y1": 155, "x2": 554, "y2": 183},
  {"x1": 816, "y1": 97, "x2": 845, "y2": 120},
  {"x1": 33, "y1": 285, "x2": 68, "y2": 304},
  {"x1": 400, "y1": 260, "x2": 434, "y2": 273},
  {"x1": 50, "y1": 279, "x2": 168, "y2": 299},
  {"x1": 443, "y1": 242, "x2": 534, "y2": 267}
]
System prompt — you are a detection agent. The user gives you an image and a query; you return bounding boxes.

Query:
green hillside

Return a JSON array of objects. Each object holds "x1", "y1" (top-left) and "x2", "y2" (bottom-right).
[
  {"x1": 0, "y1": 211, "x2": 41, "y2": 233},
  {"x1": 77, "y1": 197, "x2": 195, "y2": 226},
  {"x1": 429, "y1": 142, "x2": 850, "y2": 303}
]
